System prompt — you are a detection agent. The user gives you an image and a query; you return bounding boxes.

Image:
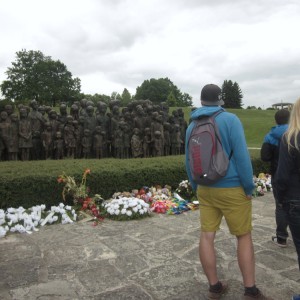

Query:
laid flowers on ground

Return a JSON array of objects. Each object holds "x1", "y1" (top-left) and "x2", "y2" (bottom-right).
[
  {"x1": 0, "y1": 176, "x2": 203, "y2": 238},
  {"x1": 175, "y1": 180, "x2": 196, "y2": 200},
  {"x1": 112, "y1": 185, "x2": 173, "y2": 204},
  {"x1": 57, "y1": 169, "x2": 105, "y2": 225},
  {"x1": 0, "y1": 203, "x2": 77, "y2": 238},
  {"x1": 253, "y1": 173, "x2": 272, "y2": 197},
  {"x1": 78, "y1": 195, "x2": 105, "y2": 224},
  {"x1": 150, "y1": 192, "x2": 199, "y2": 214},
  {"x1": 57, "y1": 168, "x2": 91, "y2": 203},
  {"x1": 102, "y1": 197, "x2": 151, "y2": 221}
]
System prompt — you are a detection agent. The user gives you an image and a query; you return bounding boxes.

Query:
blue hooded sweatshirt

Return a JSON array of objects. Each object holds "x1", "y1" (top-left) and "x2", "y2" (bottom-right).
[
  {"x1": 185, "y1": 106, "x2": 255, "y2": 196},
  {"x1": 263, "y1": 124, "x2": 288, "y2": 146}
]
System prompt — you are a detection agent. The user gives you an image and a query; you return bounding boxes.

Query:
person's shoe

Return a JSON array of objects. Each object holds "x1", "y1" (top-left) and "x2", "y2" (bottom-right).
[
  {"x1": 272, "y1": 235, "x2": 287, "y2": 248},
  {"x1": 208, "y1": 281, "x2": 228, "y2": 299},
  {"x1": 244, "y1": 288, "x2": 273, "y2": 299},
  {"x1": 292, "y1": 295, "x2": 300, "y2": 300}
]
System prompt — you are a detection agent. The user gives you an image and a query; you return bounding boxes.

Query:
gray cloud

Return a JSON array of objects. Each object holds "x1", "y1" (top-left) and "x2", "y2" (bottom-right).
[{"x1": 0, "y1": 0, "x2": 300, "y2": 108}]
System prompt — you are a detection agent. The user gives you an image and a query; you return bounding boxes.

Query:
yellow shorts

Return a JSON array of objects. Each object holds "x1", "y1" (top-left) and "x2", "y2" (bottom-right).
[{"x1": 197, "y1": 186, "x2": 252, "y2": 236}]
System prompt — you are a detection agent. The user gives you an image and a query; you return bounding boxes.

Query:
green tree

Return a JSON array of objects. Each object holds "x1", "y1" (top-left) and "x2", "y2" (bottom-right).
[
  {"x1": 135, "y1": 77, "x2": 191, "y2": 106},
  {"x1": 178, "y1": 92, "x2": 193, "y2": 107},
  {"x1": 110, "y1": 91, "x2": 122, "y2": 101},
  {"x1": 81, "y1": 93, "x2": 111, "y2": 105},
  {"x1": 167, "y1": 91, "x2": 177, "y2": 106},
  {"x1": 0, "y1": 49, "x2": 81, "y2": 106},
  {"x1": 221, "y1": 80, "x2": 243, "y2": 109},
  {"x1": 121, "y1": 88, "x2": 132, "y2": 106}
]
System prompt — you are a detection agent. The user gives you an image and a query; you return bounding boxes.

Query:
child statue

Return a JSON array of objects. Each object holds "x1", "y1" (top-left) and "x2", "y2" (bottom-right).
[
  {"x1": 153, "y1": 130, "x2": 163, "y2": 157},
  {"x1": 131, "y1": 128, "x2": 143, "y2": 158},
  {"x1": 81, "y1": 129, "x2": 92, "y2": 159},
  {"x1": 18, "y1": 108, "x2": 33, "y2": 161},
  {"x1": 53, "y1": 131, "x2": 64, "y2": 160}
]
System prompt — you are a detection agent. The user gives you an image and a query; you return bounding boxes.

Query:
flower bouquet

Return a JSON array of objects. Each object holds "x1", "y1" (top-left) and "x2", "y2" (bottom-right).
[
  {"x1": 57, "y1": 169, "x2": 105, "y2": 224},
  {"x1": 175, "y1": 180, "x2": 196, "y2": 201},
  {"x1": 0, "y1": 203, "x2": 77, "y2": 238},
  {"x1": 57, "y1": 169, "x2": 91, "y2": 203},
  {"x1": 102, "y1": 197, "x2": 151, "y2": 221},
  {"x1": 253, "y1": 173, "x2": 272, "y2": 197}
]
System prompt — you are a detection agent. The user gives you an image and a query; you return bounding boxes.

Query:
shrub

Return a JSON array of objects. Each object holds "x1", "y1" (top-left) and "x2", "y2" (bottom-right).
[{"x1": 0, "y1": 156, "x2": 269, "y2": 209}]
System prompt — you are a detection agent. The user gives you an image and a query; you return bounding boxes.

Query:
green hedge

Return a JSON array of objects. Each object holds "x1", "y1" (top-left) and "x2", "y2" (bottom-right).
[{"x1": 0, "y1": 156, "x2": 270, "y2": 209}]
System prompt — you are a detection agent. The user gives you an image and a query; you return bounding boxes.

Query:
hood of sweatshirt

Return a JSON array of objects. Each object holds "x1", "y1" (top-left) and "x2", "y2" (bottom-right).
[
  {"x1": 190, "y1": 106, "x2": 224, "y2": 120},
  {"x1": 269, "y1": 124, "x2": 288, "y2": 140},
  {"x1": 264, "y1": 124, "x2": 288, "y2": 145}
]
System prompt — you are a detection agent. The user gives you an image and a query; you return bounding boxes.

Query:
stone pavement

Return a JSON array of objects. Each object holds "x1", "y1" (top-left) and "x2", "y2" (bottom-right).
[{"x1": 0, "y1": 192, "x2": 299, "y2": 300}]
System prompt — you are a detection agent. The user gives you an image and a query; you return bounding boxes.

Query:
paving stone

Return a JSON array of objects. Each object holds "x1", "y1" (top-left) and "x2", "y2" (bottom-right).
[
  {"x1": 94, "y1": 284, "x2": 152, "y2": 300},
  {"x1": 0, "y1": 192, "x2": 299, "y2": 299}
]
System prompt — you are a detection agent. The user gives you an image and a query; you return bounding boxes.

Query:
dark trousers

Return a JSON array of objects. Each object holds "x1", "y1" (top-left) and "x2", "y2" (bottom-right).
[
  {"x1": 273, "y1": 185, "x2": 289, "y2": 239},
  {"x1": 284, "y1": 200, "x2": 300, "y2": 270}
]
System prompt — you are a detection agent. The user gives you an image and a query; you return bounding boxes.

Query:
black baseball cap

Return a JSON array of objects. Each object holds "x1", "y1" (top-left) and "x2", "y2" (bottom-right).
[{"x1": 201, "y1": 84, "x2": 224, "y2": 106}]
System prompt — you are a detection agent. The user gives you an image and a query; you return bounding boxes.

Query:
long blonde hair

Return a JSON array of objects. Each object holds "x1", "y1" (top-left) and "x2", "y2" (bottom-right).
[{"x1": 286, "y1": 97, "x2": 300, "y2": 152}]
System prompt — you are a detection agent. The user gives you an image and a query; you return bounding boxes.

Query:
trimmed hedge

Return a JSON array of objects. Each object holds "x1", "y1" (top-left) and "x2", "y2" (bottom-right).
[{"x1": 0, "y1": 156, "x2": 270, "y2": 209}]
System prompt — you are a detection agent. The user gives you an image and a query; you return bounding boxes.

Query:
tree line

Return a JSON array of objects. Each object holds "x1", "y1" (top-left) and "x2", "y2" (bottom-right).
[{"x1": 0, "y1": 49, "x2": 243, "y2": 109}]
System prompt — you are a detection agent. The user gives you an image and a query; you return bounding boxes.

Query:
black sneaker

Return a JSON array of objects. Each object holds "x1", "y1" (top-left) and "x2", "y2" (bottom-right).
[
  {"x1": 208, "y1": 281, "x2": 228, "y2": 299},
  {"x1": 272, "y1": 236, "x2": 287, "y2": 248},
  {"x1": 244, "y1": 288, "x2": 273, "y2": 299}
]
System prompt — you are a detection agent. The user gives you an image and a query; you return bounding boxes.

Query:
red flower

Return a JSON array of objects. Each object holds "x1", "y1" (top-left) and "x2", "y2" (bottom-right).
[
  {"x1": 139, "y1": 188, "x2": 145, "y2": 195},
  {"x1": 57, "y1": 177, "x2": 64, "y2": 183}
]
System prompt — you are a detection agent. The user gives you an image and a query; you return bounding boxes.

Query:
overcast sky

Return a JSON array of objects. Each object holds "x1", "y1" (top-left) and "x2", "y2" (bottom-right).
[{"x1": 1, "y1": 0, "x2": 299, "y2": 108}]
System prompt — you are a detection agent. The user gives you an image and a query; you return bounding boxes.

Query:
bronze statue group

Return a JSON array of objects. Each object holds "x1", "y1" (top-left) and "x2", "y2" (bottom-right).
[{"x1": 0, "y1": 99, "x2": 188, "y2": 161}]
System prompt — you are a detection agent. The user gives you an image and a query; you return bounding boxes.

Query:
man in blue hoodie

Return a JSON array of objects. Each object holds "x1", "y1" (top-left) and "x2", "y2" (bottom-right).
[
  {"x1": 185, "y1": 84, "x2": 272, "y2": 300},
  {"x1": 261, "y1": 109, "x2": 290, "y2": 247}
]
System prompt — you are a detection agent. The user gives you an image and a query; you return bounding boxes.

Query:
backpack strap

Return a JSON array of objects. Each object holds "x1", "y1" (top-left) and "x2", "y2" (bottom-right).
[
  {"x1": 211, "y1": 109, "x2": 225, "y2": 119},
  {"x1": 210, "y1": 109, "x2": 233, "y2": 160}
]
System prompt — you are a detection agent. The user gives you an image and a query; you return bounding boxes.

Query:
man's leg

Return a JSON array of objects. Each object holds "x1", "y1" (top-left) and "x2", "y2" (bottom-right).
[
  {"x1": 236, "y1": 232, "x2": 255, "y2": 287},
  {"x1": 287, "y1": 201, "x2": 300, "y2": 269},
  {"x1": 199, "y1": 231, "x2": 218, "y2": 284},
  {"x1": 272, "y1": 185, "x2": 288, "y2": 243},
  {"x1": 275, "y1": 198, "x2": 289, "y2": 240}
]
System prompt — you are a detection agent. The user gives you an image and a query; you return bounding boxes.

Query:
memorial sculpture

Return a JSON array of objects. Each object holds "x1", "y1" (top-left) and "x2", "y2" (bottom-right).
[{"x1": 0, "y1": 99, "x2": 188, "y2": 161}]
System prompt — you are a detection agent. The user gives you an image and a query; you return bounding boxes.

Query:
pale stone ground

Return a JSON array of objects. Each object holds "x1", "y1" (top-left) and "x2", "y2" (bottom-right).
[{"x1": 0, "y1": 192, "x2": 299, "y2": 300}]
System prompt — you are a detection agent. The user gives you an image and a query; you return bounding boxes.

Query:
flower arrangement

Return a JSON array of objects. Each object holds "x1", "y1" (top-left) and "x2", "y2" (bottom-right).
[
  {"x1": 110, "y1": 185, "x2": 198, "y2": 216},
  {"x1": 0, "y1": 177, "x2": 204, "y2": 239},
  {"x1": 0, "y1": 203, "x2": 77, "y2": 238},
  {"x1": 57, "y1": 169, "x2": 104, "y2": 224},
  {"x1": 102, "y1": 197, "x2": 151, "y2": 221},
  {"x1": 253, "y1": 173, "x2": 272, "y2": 197},
  {"x1": 80, "y1": 194, "x2": 104, "y2": 224},
  {"x1": 175, "y1": 180, "x2": 196, "y2": 200},
  {"x1": 57, "y1": 169, "x2": 91, "y2": 203},
  {"x1": 151, "y1": 193, "x2": 199, "y2": 214}
]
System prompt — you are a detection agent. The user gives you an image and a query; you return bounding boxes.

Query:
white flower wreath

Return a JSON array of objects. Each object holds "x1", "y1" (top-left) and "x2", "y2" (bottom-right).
[{"x1": 103, "y1": 197, "x2": 151, "y2": 220}]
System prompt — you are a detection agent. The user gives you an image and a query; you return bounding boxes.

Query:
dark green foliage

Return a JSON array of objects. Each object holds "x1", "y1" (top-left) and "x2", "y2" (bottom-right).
[
  {"x1": 0, "y1": 156, "x2": 270, "y2": 209},
  {"x1": 0, "y1": 99, "x2": 15, "y2": 112},
  {"x1": 0, "y1": 49, "x2": 81, "y2": 106},
  {"x1": 121, "y1": 88, "x2": 132, "y2": 106},
  {"x1": 251, "y1": 158, "x2": 270, "y2": 175},
  {"x1": 0, "y1": 156, "x2": 187, "y2": 209},
  {"x1": 135, "y1": 78, "x2": 192, "y2": 107},
  {"x1": 222, "y1": 80, "x2": 243, "y2": 108},
  {"x1": 80, "y1": 93, "x2": 111, "y2": 105}
]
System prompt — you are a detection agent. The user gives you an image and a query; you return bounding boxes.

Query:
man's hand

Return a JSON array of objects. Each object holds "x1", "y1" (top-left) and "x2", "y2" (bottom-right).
[{"x1": 246, "y1": 195, "x2": 252, "y2": 200}]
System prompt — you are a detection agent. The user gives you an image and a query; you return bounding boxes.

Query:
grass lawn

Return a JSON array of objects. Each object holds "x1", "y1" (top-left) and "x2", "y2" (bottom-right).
[
  {"x1": 229, "y1": 109, "x2": 276, "y2": 148},
  {"x1": 175, "y1": 107, "x2": 277, "y2": 148}
]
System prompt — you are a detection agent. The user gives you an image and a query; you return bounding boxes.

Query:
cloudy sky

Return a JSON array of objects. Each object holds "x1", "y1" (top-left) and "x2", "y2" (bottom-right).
[{"x1": 0, "y1": 0, "x2": 299, "y2": 108}]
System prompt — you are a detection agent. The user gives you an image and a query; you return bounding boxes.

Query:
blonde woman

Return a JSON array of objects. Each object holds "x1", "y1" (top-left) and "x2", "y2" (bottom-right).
[{"x1": 275, "y1": 98, "x2": 300, "y2": 300}]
